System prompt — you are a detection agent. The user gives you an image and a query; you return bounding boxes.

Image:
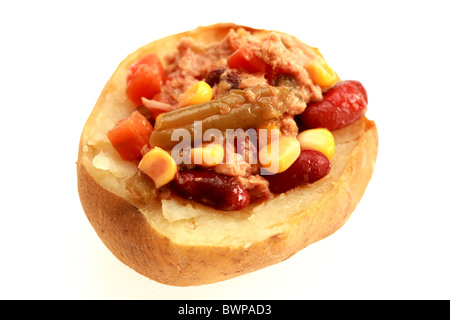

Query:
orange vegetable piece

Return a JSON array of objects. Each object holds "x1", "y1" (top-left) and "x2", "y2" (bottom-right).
[
  {"x1": 107, "y1": 111, "x2": 153, "y2": 161},
  {"x1": 126, "y1": 54, "x2": 166, "y2": 105}
]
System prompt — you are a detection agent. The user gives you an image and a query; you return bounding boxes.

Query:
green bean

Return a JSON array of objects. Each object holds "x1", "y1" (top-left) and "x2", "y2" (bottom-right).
[
  {"x1": 154, "y1": 91, "x2": 246, "y2": 131},
  {"x1": 150, "y1": 86, "x2": 294, "y2": 150}
]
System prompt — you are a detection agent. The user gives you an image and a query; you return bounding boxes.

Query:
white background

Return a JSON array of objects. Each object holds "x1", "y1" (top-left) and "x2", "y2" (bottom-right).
[{"x1": 1, "y1": 0, "x2": 449, "y2": 300}]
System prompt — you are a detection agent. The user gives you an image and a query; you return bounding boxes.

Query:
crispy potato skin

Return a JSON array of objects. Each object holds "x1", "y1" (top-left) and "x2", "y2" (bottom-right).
[{"x1": 77, "y1": 23, "x2": 378, "y2": 286}]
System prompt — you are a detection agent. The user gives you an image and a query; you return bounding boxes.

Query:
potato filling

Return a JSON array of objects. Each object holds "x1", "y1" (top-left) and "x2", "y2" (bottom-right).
[{"x1": 106, "y1": 28, "x2": 368, "y2": 211}]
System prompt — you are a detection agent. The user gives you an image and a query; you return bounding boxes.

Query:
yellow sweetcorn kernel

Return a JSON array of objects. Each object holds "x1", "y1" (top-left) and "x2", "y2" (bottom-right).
[
  {"x1": 138, "y1": 147, "x2": 177, "y2": 188},
  {"x1": 259, "y1": 136, "x2": 300, "y2": 174},
  {"x1": 297, "y1": 128, "x2": 335, "y2": 160},
  {"x1": 257, "y1": 122, "x2": 281, "y2": 147},
  {"x1": 305, "y1": 57, "x2": 339, "y2": 88},
  {"x1": 190, "y1": 143, "x2": 225, "y2": 167},
  {"x1": 178, "y1": 81, "x2": 213, "y2": 107}
]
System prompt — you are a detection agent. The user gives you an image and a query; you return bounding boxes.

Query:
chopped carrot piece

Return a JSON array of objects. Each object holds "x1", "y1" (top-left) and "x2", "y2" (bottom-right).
[{"x1": 107, "y1": 111, "x2": 153, "y2": 161}]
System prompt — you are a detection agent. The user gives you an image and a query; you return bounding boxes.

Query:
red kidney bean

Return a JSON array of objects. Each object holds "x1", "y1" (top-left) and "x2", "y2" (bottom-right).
[
  {"x1": 224, "y1": 71, "x2": 240, "y2": 90},
  {"x1": 205, "y1": 68, "x2": 226, "y2": 87},
  {"x1": 171, "y1": 169, "x2": 250, "y2": 211},
  {"x1": 299, "y1": 80, "x2": 368, "y2": 131},
  {"x1": 205, "y1": 68, "x2": 240, "y2": 90},
  {"x1": 264, "y1": 150, "x2": 331, "y2": 194}
]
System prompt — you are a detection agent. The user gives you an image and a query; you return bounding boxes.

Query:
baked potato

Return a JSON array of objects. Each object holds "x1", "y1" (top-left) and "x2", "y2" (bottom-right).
[{"x1": 77, "y1": 23, "x2": 378, "y2": 286}]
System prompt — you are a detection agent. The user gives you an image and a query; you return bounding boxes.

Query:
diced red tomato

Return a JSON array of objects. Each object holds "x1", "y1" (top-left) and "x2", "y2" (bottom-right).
[
  {"x1": 107, "y1": 111, "x2": 153, "y2": 161},
  {"x1": 126, "y1": 54, "x2": 166, "y2": 105},
  {"x1": 227, "y1": 44, "x2": 266, "y2": 73}
]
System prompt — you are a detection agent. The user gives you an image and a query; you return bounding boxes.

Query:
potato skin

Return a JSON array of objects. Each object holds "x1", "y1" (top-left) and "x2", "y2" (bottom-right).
[
  {"x1": 76, "y1": 23, "x2": 378, "y2": 286},
  {"x1": 77, "y1": 159, "x2": 287, "y2": 286}
]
